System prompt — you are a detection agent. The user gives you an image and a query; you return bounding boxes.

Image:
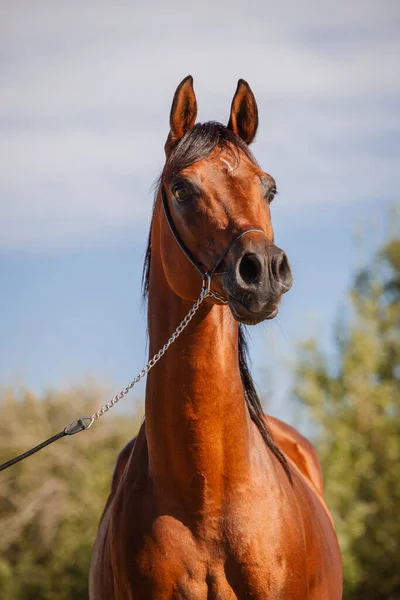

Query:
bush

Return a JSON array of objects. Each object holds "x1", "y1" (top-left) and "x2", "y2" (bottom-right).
[
  {"x1": 0, "y1": 385, "x2": 142, "y2": 600},
  {"x1": 293, "y1": 236, "x2": 400, "y2": 598}
]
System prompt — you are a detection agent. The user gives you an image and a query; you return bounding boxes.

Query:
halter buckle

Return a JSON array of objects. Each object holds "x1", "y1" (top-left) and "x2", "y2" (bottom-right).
[{"x1": 202, "y1": 273, "x2": 212, "y2": 295}]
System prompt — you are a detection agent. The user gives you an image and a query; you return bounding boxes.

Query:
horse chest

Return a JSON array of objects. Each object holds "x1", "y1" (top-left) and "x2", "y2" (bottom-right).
[{"x1": 127, "y1": 500, "x2": 309, "y2": 600}]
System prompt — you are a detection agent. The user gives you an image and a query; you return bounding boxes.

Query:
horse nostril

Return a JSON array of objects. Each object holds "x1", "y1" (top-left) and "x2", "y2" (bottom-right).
[
  {"x1": 271, "y1": 250, "x2": 292, "y2": 290},
  {"x1": 238, "y1": 253, "x2": 262, "y2": 286}
]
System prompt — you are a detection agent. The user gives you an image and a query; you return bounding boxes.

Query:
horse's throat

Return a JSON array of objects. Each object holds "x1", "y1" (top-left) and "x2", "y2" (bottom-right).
[{"x1": 145, "y1": 260, "x2": 251, "y2": 510}]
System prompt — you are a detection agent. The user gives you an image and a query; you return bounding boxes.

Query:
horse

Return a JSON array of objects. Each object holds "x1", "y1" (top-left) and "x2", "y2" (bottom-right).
[{"x1": 90, "y1": 76, "x2": 342, "y2": 599}]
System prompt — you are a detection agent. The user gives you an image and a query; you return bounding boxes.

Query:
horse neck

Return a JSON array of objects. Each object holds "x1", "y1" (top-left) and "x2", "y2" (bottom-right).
[{"x1": 144, "y1": 210, "x2": 253, "y2": 512}]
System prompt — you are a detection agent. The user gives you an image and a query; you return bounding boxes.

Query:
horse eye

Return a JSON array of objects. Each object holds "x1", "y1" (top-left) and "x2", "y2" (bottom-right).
[
  {"x1": 267, "y1": 187, "x2": 277, "y2": 204},
  {"x1": 172, "y1": 184, "x2": 191, "y2": 201}
]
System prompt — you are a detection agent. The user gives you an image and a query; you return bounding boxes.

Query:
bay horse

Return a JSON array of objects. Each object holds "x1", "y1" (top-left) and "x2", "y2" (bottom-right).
[{"x1": 90, "y1": 76, "x2": 342, "y2": 599}]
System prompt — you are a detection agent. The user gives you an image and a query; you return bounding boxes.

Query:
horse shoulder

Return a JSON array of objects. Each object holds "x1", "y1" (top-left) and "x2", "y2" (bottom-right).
[
  {"x1": 111, "y1": 437, "x2": 137, "y2": 493},
  {"x1": 265, "y1": 415, "x2": 324, "y2": 496},
  {"x1": 95, "y1": 436, "x2": 137, "y2": 527},
  {"x1": 90, "y1": 436, "x2": 141, "y2": 599}
]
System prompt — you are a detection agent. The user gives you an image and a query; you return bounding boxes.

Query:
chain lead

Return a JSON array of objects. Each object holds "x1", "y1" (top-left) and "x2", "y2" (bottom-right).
[{"x1": 89, "y1": 278, "x2": 226, "y2": 424}]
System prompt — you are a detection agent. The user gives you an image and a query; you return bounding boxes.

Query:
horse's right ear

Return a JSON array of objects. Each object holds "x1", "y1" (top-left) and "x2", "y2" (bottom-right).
[{"x1": 165, "y1": 75, "x2": 197, "y2": 156}]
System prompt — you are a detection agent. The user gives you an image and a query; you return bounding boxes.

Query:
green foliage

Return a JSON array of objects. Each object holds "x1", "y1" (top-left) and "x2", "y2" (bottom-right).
[
  {"x1": 0, "y1": 386, "x2": 142, "y2": 600},
  {"x1": 293, "y1": 236, "x2": 400, "y2": 599}
]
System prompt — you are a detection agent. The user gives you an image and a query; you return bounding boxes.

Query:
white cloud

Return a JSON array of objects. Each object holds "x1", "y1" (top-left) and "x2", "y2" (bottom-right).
[{"x1": 0, "y1": 0, "x2": 399, "y2": 249}]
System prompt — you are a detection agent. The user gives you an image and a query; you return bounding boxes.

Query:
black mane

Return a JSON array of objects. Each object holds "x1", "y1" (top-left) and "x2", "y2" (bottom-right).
[{"x1": 142, "y1": 121, "x2": 291, "y2": 481}]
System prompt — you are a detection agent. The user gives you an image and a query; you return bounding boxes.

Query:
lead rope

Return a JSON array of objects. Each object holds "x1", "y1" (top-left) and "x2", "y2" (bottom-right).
[{"x1": 0, "y1": 276, "x2": 226, "y2": 473}]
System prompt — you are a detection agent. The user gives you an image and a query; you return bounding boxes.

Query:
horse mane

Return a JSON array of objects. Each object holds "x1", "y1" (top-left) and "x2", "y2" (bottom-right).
[{"x1": 141, "y1": 121, "x2": 291, "y2": 481}]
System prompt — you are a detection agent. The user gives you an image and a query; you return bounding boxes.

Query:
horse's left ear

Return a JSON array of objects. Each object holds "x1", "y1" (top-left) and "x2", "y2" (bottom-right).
[
  {"x1": 165, "y1": 75, "x2": 198, "y2": 156},
  {"x1": 227, "y1": 79, "x2": 259, "y2": 145}
]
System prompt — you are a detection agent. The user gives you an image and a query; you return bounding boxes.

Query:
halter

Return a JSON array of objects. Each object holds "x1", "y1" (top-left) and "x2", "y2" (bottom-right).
[
  {"x1": 161, "y1": 186, "x2": 265, "y2": 302},
  {"x1": 0, "y1": 187, "x2": 267, "y2": 472}
]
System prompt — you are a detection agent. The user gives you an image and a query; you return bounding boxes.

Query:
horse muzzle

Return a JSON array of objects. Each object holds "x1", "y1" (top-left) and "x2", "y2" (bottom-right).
[{"x1": 224, "y1": 244, "x2": 293, "y2": 325}]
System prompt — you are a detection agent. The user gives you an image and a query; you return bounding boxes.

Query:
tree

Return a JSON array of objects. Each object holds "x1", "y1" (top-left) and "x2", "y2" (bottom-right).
[
  {"x1": 0, "y1": 386, "x2": 142, "y2": 600},
  {"x1": 293, "y1": 233, "x2": 400, "y2": 599}
]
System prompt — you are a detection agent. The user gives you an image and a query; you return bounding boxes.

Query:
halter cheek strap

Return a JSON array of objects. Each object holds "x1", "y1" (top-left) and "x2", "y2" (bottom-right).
[
  {"x1": 161, "y1": 187, "x2": 266, "y2": 300},
  {"x1": 162, "y1": 187, "x2": 206, "y2": 277}
]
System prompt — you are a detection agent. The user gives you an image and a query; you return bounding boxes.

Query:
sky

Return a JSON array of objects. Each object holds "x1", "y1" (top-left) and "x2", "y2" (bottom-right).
[{"x1": 0, "y1": 0, "x2": 399, "y2": 424}]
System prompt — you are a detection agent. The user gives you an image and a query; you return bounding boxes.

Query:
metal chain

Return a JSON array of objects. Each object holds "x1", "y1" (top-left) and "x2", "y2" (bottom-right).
[
  {"x1": 0, "y1": 278, "x2": 230, "y2": 473},
  {"x1": 208, "y1": 288, "x2": 228, "y2": 304},
  {"x1": 0, "y1": 216, "x2": 266, "y2": 471},
  {"x1": 83, "y1": 278, "x2": 227, "y2": 429}
]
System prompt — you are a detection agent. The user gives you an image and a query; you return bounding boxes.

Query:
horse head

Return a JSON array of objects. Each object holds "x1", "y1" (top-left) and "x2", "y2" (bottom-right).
[{"x1": 158, "y1": 75, "x2": 292, "y2": 326}]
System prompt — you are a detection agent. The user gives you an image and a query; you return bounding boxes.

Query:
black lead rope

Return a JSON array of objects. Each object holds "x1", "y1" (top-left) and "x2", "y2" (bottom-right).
[
  {"x1": 0, "y1": 418, "x2": 92, "y2": 472},
  {"x1": 0, "y1": 188, "x2": 266, "y2": 473}
]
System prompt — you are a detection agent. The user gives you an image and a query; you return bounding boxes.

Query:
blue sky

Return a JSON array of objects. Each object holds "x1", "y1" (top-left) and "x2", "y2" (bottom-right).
[{"x1": 0, "y1": 0, "x2": 399, "y2": 423}]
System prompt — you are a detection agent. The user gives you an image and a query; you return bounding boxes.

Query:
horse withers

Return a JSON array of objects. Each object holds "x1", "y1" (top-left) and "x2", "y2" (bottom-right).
[{"x1": 90, "y1": 76, "x2": 342, "y2": 599}]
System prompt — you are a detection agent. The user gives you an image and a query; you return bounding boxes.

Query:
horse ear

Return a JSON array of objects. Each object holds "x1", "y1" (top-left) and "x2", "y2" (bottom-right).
[
  {"x1": 227, "y1": 79, "x2": 258, "y2": 145},
  {"x1": 165, "y1": 75, "x2": 197, "y2": 156}
]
